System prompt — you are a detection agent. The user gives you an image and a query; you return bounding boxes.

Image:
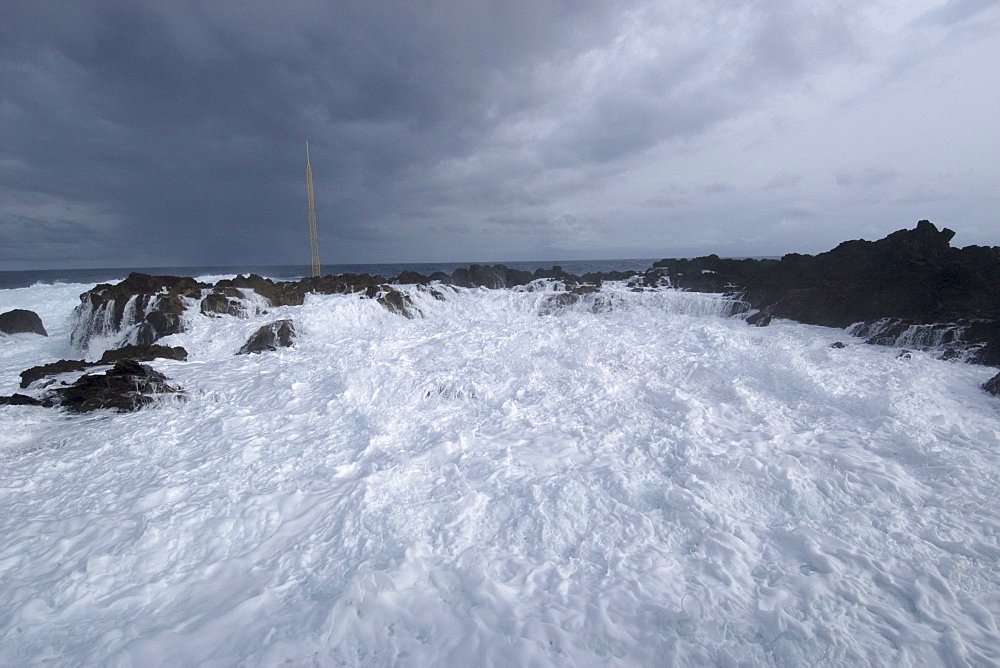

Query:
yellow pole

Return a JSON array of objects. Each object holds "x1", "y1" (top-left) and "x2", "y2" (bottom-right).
[{"x1": 306, "y1": 141, "x2": 321, "y2": 277}]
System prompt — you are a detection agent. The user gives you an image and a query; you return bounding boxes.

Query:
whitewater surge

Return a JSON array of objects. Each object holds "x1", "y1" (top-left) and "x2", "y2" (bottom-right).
[{"x1": 1, "y1": 280, "x2": 999, "y2": 665}]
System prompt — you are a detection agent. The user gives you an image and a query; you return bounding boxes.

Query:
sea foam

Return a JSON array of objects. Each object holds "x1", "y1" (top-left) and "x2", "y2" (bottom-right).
[{"x1": 1, "y1": 280, "x2": 998, "y2": 665}]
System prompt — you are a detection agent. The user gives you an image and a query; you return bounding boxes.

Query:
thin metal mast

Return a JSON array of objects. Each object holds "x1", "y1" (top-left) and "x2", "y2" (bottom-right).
[{"x1": 306, "y1": 141, "x2": 321, "y2": 277}]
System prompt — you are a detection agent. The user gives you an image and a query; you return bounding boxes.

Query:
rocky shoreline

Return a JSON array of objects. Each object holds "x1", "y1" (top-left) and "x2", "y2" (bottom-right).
[{"x1": 2, "y1": 220, "x2": 999, "y2": 409}]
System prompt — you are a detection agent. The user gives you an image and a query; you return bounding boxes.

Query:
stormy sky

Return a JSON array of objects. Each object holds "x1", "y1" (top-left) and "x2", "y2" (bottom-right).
[{"x1": 1, "y1": 1, "x2": 998, "y2": 270}]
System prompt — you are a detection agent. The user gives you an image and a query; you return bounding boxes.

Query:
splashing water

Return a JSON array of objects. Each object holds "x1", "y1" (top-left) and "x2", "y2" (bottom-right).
[{"x1": 1, "y1": 280, "x2": 999, "y2": 665}]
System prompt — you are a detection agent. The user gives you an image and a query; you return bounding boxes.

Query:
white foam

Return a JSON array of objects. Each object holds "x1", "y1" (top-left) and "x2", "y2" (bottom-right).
[{"x1": 1, "y1": 281, "x2": 998, "y2": 665}]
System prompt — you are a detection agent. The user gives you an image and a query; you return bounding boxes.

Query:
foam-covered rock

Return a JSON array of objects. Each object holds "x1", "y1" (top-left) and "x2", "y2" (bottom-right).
[
  {"x1": 237, "y1": 320, "x2": 296, "y2": 355},
  {"x1": 52, "y1": 360, "x2": 182, "y2": 413},
  {"x1": 20, "y1": 359, "x2": 92, "y2": 389},
  {"x1": 984, "y1": 372, "x2": 1000, "y2": 396},
  {"x1": 72, "y1": 273, "x2": 207, "y2": 351}
]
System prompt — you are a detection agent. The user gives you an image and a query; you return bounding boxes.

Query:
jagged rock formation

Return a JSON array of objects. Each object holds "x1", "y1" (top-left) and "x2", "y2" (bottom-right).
[
  {"x1": 238, "y1": 320, "x2": 296, "y2": 355},
  {"x1": 648, "y1": 221, "x2": 1000, "y2": 364},
  {"x1": 98, "y1": 344, "x2": 188, "y2": 364},
  {"x1": 538, "y1": 285, "x2": 605, "y2": 315},
  {"x1": 72, "y1": 273, "x2": 207, "y2": 351},
  {"x1": 53, "y1": 360, "x2": 182, "y2": 413},
  {"x1": 0, "y1": 309, "x2": 47, "y2": 336},
  {"x1": 20, "y1": 359, "x2": 92, "y2": 389},
  {"x1": 377, "y1": 287, "x2": 417, "y2": 318},
  {"x1": 5, "y1": 360, "x2": 183, "y2": 412},
  {"x1": 19, "y1": 345, "x2": 188, "y2": 389},
  {"x1": 0, "y1": 393, "x2": 44, "y2": 406},
  {"x1": 200, "y1": 287, "x2": 257, "y2": 318}
]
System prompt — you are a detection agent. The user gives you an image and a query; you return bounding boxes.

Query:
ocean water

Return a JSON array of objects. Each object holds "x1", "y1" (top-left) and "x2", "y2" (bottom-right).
[
  {"x1": 1, "y1": 277, "x2": 999, "y2": 665},
  {"x1": 0, "y1": 259, "x2": 657, "y2": 290}
]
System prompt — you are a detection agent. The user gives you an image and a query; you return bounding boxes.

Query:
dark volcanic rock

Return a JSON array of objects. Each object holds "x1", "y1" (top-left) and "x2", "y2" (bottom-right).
[
  {"x1": 53, "y1": 360, "x2": 182, "y2": 413},
  {"x1": 745, "y1": 221, "x2": 1000, "y2": 328},
  {"x1": 377, "y1": 287, "x2": 417, "y2": 318},
  {"x1": 73, "y1": 273, "x2": 208, "y2": 349},
  {"x1": 215, "y1": 274, "x2": 305, "y2": 307},
  {"x1": 134, "y1": 294, "x2": 187, "y2": 345},
  {"x1": 0, "y1": 393, "x2": 45, "y2": 406},
  {"x1": 650, "y1": 221, "x2": 1000, "y2": 365},
  {"x1": 447, "y1": 265, "x2": 535, "y2": 289},
  {"x1": 984, "y1": 372, "x2": 1000, "y2": 396},
  {"x1": 0, "y1": 309, "x2": 47, "y2": 336},
  {"x1": 201, "y1": 287, "x2": 254, "y2": 317},
  {"x1": 393, "y1": 271, "x2": 431, "y2": 285},
  {"x1": 99, "y1": 344, "x2": 188, "y2": 364},
  {"x1": 746, "y1": 311, "x2": 772, "y2": 327},
  {"x1": 237, "y1": 320, "x2": 296, "y2": 355},
  {"x1": 298, "y1": 273, "x2": 386, "y2": 296},
  {"x1": 20, "y1": 359, "x2": 92, "y2": 389},
  {"x1": 539, "y1": 286, "x2": 614, "y2": 315}
]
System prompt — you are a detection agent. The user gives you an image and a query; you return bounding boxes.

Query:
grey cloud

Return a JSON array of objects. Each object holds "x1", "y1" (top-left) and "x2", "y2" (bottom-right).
[
  {"x1": 835, "y1": 168, "x2": 900, "y2": 189},
  {"x1": 764, "y1": 173, "x2": 802, "y2": 190},
  {"x1": 912, "y1": 0, "x2": 999, "y2": 28}
]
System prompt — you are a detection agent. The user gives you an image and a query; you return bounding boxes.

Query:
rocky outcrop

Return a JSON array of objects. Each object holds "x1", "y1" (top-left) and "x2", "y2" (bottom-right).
[
  {"x1": 984, "y1": 372, "x2": 1000, "y2": 396},
  {"x1": 237, "y1": 320, "x2": 296, "y2": 355},
  {"x1": 99, "y1": 344, "x2": 188, "y2": 364},
  {"x1": 20, "y1": 359, "x2": 92, "y2": 389},
  {"x1": 0, "y1": 309, "x2": 47, "y2": 336},
  {"x1": 393, "y1": 271, "x2": 431, "y2": 285},
  {"x1": 538, "y1": 286, "x2": 613, "y2": 315},
  {"x1": 200, "y1": 287, "x2": 257, "y2": 317},
  {"x1": 650, "y1": 221, "x2": 1000, "y2": 363},
  {"x1": 72, "y1": 273, "x2": 207, "y2": 351},
  {"x1": 52, "y1": 360, "x2": 182, "y2": 413},
  {"x1": 214, "y1": 274, "x2": 306, "y2": 307},
  {"x1": 0, "y1": 393, "x2": 44, "y2": 406},
  {"x1": 377, "y1": 287, "x2": 417, "y2": 318},
  {"x1": 446, "y1": 265, "x2": 535, "y2": 289},
  {"x1": 6, "y1": 361, "x2": 183, "y2": 412},
  {"x1": 19, "y1": 346, "x2": 188, "y2": 389}
]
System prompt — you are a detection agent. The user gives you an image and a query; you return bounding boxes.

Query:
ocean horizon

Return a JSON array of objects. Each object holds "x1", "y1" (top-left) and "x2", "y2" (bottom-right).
[{"x1": 0, "y1": 259, "x2": 665, "y2": 290}]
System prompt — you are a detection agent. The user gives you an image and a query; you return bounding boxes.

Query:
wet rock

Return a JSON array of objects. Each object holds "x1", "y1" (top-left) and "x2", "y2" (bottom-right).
[
  {"x1": 53, "y1": 360, "x2": 182, "y2": 413},
  {"x1": 0, "y1": 309, "x2": 47, "y2": 336},
  {"x1": 300, "y1": 273, "x2": 386, "y2": 296},
  {"x1": 393, "y1": 271, "x2": 431, "y2": 285},
  {"x1": 539, "y1": 286, "x2": 613, "y2": 315},
  {"x1": 0, "y1": 393, "x2": 45, "y2": 406},
  {"x1": 830, "y1": 342, "x2": 848, "y2": 349},
  {"x1": 134, "y1": 293, "x2": 187, "y2": 345},
  {"x1": 377, "y1": 288, "x2": 417, "y2": 318},
  {"x1": 214, "y1": 274, "x2": 305, "y2": 307},
  {"x1": 237, "y1": 320, "x2": 296, "y2": 355},
  {"x1": 650, "y1": 221, "x2": 1000, "y2": 366},
  {"x1": 447, "y1": 264, "x2": 534, "y2": 289},
  {"x1": 746, "y1": 311, "x2": 772, "y2": 327},
  {"x1": 99, "y1": 344, "x2": 188, "y2": 364},
  {"x1": 983, "y1": 372, "x2": 1000, "y2": 396},
  {"x1": 20, "y1": 359, "x2": 93, "y2": 389},
  {"x1": 73, "y1": 273, "x2": 208, "y2": 350},
  {"x1": 539, "y1": 293, "x2": 581, "y2": 314},
  {"x1": 200, "y1": 287, "x2": 253, "y2": 317}
]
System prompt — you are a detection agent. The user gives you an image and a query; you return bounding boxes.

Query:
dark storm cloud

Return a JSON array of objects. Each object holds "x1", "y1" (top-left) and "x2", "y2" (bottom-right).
[
  {"x1": 1, "y1": 0, "x2": 998, "y2": 269},
  {"x1": 0, "y1": 1, "x2": 623, "y2": 267}
]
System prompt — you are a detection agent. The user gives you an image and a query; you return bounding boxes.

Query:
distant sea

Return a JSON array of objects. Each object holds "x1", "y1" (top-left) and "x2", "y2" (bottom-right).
[{"x1": 0, "y1": 259, "x2": 660, "y2": 290}]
